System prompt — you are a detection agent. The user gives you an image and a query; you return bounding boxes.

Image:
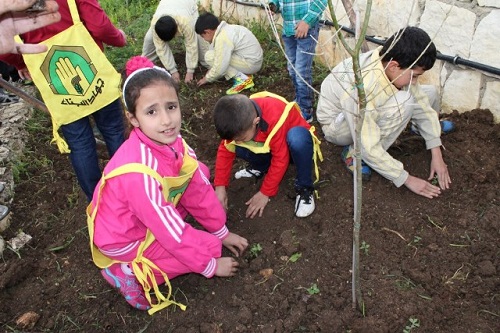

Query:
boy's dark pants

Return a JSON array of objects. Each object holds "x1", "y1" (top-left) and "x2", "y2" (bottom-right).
[{"x1": 235, "y1": 126, "x2": 314, "y2": 191}]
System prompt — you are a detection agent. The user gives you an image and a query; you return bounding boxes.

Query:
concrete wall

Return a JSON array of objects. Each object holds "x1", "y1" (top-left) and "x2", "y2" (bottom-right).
[{"x1": 199, "y1": 0, "x2": 500, "y2": 123}]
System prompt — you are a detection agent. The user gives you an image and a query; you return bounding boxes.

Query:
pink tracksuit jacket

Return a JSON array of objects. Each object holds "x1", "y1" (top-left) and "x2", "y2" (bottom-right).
[{"x1": 91, "y1": 128, "x2": 229, "y2": 279}]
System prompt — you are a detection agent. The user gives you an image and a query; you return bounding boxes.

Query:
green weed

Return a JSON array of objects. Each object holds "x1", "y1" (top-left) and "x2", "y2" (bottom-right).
[
  {"x1": 408, "y1": 235, "x2": 422, "y2": 247},
  {"x1": 249, "y1": 243, "x2": 263, "y2": 258},
  {"x1": 403, "y1": 317, "x2": 420, "y2": 333},
  {"x1": 306, "y1": 283, "x2": 320, "y2": 295},
  {"x1": 288, "y1": 252, "x2": 302, "y2": 263},
  {"x1": 11, "y1": 159, "x2": 30, "y2": 183},
  {"x1": 360, "y1": 240, "x2": 370, "y2": 255}
]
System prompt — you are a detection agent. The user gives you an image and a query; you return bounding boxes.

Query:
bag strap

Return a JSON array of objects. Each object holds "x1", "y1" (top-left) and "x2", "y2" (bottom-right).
[{"x1": 67, "y1": 0, "x2": 82, "y2": 25}]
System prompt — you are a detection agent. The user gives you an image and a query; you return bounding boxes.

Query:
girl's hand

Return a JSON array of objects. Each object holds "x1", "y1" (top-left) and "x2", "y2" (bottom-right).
[
  {"x1": 222, "y1": 232, "x2": 248, "y2": 257},
  {"x1": 215, "y1": 257, "x2": 239, "y2": 277},
  {"x1": 215, "y1": 186, "x2": 228, "y2": 211}
]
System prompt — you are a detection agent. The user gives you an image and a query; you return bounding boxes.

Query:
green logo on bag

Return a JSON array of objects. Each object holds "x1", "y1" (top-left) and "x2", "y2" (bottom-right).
[{"x1": 41, "y1": 46, "x2": 97, "y2": 96}]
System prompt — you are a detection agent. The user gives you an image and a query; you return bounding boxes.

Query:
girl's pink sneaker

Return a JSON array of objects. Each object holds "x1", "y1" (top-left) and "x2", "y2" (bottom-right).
[{"x1": 101, "y1": 264, "x2": 151, "y2": 311}]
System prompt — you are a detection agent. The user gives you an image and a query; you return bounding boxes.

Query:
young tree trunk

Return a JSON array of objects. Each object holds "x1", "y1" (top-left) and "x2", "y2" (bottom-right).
[{"x1": 327, "y1": 0, "x2": 372, "y2": 312}]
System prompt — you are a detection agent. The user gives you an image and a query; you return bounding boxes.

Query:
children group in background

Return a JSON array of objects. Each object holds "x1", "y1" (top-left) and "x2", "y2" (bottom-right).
[{"x1": 0, "y1": 0, "x2": 454, "y2": 313}]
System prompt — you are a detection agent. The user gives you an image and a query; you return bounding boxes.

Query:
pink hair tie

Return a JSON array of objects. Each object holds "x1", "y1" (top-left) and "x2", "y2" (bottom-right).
[{"x1": 125, "y1": 56, "x2": 155, "y2": 76}]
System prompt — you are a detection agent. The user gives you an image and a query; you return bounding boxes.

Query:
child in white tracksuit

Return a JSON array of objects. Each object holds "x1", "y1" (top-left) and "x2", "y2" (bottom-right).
[
  {"x1": 195, "y1": 12, "x2": 263, "y2": 95},
  {"x1": 142, "y1": 0, "x2": 207, "y2": 83},
  {"x1": 316, "y1": 27, "x2": 452, "y2": 199}
]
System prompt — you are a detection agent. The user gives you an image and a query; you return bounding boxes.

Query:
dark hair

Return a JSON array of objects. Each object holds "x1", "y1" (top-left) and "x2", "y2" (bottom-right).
[
  {"x1": 155, "y1": 16, "x2": 177, "y2": 41},
  {"x1": 213, "y1": 94, "x2": 256, "y2": 140},
  {"x1": 123, "y1": 69, "x2": 179, "y2": 115},
  {"x1": 195, "y1": 12, "x2": 220, "y2": 35},
  {"x1": 380, "y1": 26, "x2": 437, "y2": 70}
]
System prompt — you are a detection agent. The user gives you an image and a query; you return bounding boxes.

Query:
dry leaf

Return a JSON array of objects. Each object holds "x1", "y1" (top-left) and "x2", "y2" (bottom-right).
[
  {"x1": 16, "y1": 311, "x2": 40, "y2": 329},
  {"x1": 259, "y1": 268, "x2": 273, "y2": 279}
]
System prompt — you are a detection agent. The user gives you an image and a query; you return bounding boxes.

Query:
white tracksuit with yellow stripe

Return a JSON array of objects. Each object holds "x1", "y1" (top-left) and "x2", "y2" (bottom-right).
[
  {"x1": 204, "y1": 21, "x2": 263, "y2": 82},
  {"x1": 316, "y1": 46, "x2": 443, "y2": 187},
  {"x1": 142, "y1": 0, "x2": 200, "y2": 75}
]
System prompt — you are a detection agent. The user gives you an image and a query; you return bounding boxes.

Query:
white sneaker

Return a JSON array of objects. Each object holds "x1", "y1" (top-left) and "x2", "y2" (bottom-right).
[
  {"x1": 234, "y1": 168, "x2": 262, "y2": 179},
  {"x1": 295, "y1": 189, "x2": 315, "y2": 218}
]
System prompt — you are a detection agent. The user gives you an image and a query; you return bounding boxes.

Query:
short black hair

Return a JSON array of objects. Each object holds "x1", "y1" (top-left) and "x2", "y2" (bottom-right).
[
  {"x1": 155, "y1": 16, "x2": 177, "y2": 42},
  {"x1": 380, "y1": 26, "x2": 437, "y2": 70},
  {"x1": 213, "y1": 94, "x2": 256, "y2": 140},
  {"x1": 195, "y1": 12, "x2": 220, "y2": 35}
]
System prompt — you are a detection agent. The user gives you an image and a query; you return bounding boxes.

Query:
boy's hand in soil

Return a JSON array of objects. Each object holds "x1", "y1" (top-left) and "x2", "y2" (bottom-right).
[
  {"x1": 429, "y1": 147, "x2": 451, "y2": 190},
  {"x1": 245, "y1": 191, "x2": 269, "y2": 218},
  {"x1": 197, "y1": 76, "x2": 208, "y2": 87},
  {"x1": 404, "y1": 175, "x2": 441, "y2": 199},
  {"x1": 222, "y1": 232, "x2": 248, "y2": 257},
  {"x1": 184, "y1": 72, "x2": 194, "y2": 83},
  {"x1": 215, "y1": 257, "x2": 239, "y2": 277},
  {"x1": 170, "y1": 71, "x2": 180, "y2": 83}
]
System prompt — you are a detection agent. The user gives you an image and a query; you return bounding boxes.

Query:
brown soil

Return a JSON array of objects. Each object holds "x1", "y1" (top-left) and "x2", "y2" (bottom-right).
[{"x1": 0, "y1": 64, "x2": 499, "y2": 333}]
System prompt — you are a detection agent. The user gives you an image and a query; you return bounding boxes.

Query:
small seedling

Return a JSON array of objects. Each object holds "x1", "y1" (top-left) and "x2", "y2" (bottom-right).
[
  {"x1": 306, "y1": 283, "x2": 320, "y2": 295},
  {"x1": 249, "y1": 243, "x2": 262, "y2": 258},
  {"x1": 403, "y1": 317, "x2": 420, "y2": 333},
  {"x1": 408, "y1": 235, "x2": 422, "y2": 246},
  {"x1": 288, "y1": 252, "x2": 302, "y2": 263},
  {"x1": 360, "y1": 241, "x2": 370, "y2": 255},
  {"x1": 430, "y1": 175, "x2": 439, "y2": 186}
]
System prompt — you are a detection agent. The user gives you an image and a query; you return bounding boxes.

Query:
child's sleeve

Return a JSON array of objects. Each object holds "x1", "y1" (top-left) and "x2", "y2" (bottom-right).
[
  {"x1": 179, "y1": 160, "x2": 229, "y2": 238},
  {"x1": 302, "y1": 0, "x2": 328, "y2": 26},
  {"x1": 176, "y1": 15, "x2": 198, "y2": 73},
  {"x1": 359, "y1": 110, "x2": 409, "y2": 187},
  {"x1": 213, "y1": 141, "x2": 236, "y2": 187},
  {"x1": 128, "y1": 172, "x2": 221, "y2": 278},
  {"x1": 410, "y1": 85, "x2": 442, "y2": 150},
  {"x1": 78, "y1": 0, "x2": 127, "y2": 47},
  {"x1": 152, "y1": 21, "x2": 177, "y2": 73},
  {"x1": 259, "y1": 125, "x2": 290, "y2": 197},
  {"x1": 205, "y1": 28, "x2": 234, "y2": 82}
]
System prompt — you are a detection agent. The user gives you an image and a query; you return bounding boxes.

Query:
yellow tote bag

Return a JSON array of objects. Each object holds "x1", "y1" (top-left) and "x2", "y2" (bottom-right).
[{"x1": 21, "y1": 0, "x2": 121, "y2": 153}]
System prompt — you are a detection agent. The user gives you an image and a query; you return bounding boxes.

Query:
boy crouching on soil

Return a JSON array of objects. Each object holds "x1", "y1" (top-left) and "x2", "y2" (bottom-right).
[
  {"x1": 213, "y1": 92, "x2": 322, "y2": 219},
  {"x1": 195, "y1": 12, "x2": 263, "y2": 95},
  {"x1": 316, "y1": 26, "x2": 453, "y2": 199}
]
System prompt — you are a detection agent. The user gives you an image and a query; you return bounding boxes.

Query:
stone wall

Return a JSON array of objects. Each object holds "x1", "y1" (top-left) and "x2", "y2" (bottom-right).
[{"x1": 200, "y1": 0, "x2": 500, "y2": 122}]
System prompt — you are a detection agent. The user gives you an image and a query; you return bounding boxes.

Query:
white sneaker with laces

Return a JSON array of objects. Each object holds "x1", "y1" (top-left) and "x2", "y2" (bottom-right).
[
  {"x1": 234, "y1": 168, "x2": 262, "y2": 179},
  {"x1": 295, "y1": 190, "x2": 315, "y2": 217}
]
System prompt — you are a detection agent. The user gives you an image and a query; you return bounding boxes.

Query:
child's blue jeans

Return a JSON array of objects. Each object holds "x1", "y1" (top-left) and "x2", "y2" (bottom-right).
[
  {"x1": 282, "y1": 24, "x2": 320, "y2": 118},
  {"x1": 61, "y1": 98, "x2": 125, "y2": 201},
  {"x1": 235, "y1": 126, "x2": 314, "y2": 191}
]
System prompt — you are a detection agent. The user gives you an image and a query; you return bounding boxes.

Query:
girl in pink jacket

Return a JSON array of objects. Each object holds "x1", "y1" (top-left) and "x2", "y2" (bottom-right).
[{"x1": 87, "y1": 56, "x2": 248, "y2": 314}]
